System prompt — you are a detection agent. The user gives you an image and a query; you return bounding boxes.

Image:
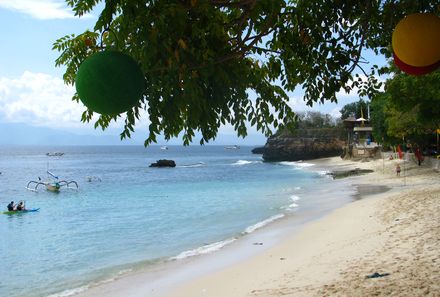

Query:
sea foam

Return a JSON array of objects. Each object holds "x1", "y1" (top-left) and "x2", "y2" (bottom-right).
[
  {"x1": 290, "y1": 195, "x2": 300, "y2": 201},
  {"x1": 170, "y1": 238, "x2": 237, "y2": 260},
  {"x1": 280, "y1": 195, "x2": 301, "y2": 211},
  {"x1": 46, "y1": 286, "x2": 89, "y2": 297},
  {"x1": 179, "y1": 162, "x2": 206, "y2": 168},
  {"x1": 243, "y1": 214, "x2": 285, "y2": 234},
  {"x1": 232, "y1": 160, "x2": 261, "y2": 166},
  {"x1": 280, "y1": 161, "x2": 315, "y2": 168}
]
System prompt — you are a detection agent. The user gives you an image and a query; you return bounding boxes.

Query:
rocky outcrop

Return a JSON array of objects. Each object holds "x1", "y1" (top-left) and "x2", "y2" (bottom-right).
[
  {"x1": 251, "y1": 146, "x2": 265, "y2": 154},
  {"x1": 327, "y1": 168, "x2": 374, "y2": 179},
  {"x1": 262, "y1": 128, "x2": 346, "y2": 162},
  {"x1": 149, "y1": 159, "x2": 176, "y2": 167}
]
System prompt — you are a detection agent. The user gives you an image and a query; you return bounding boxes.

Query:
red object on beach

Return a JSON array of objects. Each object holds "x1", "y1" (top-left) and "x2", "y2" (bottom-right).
[
  {"x1": 397, "y1": 145, "x2": 404, "y2": 159},
  {"x1": 415, "y1": 147, "x2": 424, "y2": 165}
]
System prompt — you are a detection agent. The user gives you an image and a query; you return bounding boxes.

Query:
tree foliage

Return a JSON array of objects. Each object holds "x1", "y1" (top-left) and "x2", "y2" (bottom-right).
[
  {"x1": 386, "y1": 71, "x2": 440, "y2": 130},
  {"x1": 370, "y1": 70, "x2": 440, "y2": 146},
  {"x1": 369, "y1": 93, "x2": 391, "y2": 144},
  {"x1": 54, "y1": 0, "x2": 438, "y2": 145},
  {"x1": 339, "y1": 98, "x2": 369, "y2": 120},
  {"x1": 295, "y1": 111, "x2": 339, "y2": 129},
  {"x1": 274, "y1": 111, "x2": 342, "y2": 138}
]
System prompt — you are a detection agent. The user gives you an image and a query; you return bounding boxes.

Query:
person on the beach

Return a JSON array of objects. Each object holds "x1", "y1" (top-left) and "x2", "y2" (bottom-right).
[
  {"x1": 415, "y1": 147, "x2": 423, "y2": 166},
  {"x1": 396, "y1": 164, "x2": 401, "y2": 176},
  {"x1": 7, "y1": 201, "x2": 15, "y2": 211},
  {"x1": 16, "y1": 201, "x2": 25, "y2": 211}
]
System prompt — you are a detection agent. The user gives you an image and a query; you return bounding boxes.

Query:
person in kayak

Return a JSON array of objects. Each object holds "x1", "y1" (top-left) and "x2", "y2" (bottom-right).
[
  {"x1": 7, "y1": 201, "x2": 15, "y2": 211},
  {"x1": 16, "y1": 201, "x2": 25, "y2": 211}
]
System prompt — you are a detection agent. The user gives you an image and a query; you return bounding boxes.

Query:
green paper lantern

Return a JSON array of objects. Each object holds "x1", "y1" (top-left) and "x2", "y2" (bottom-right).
[{"x1": 75, "y1": 51, "x2": 144, "y2": 115}]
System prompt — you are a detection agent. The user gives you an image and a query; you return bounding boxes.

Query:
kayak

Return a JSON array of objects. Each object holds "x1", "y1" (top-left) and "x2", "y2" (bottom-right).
[{"x1": 2, "y1": 208, "x2": 40, "y2": 215}]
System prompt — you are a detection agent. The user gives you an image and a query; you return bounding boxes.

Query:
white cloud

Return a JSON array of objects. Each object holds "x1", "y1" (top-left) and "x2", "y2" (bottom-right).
[
  {"x1": 0, "y1": 71, "x2": 90, "y2": 128},
  {"x1": 0, "y1": 0, "x2": 78, "y2": 19},
  {"x1": 0, "y1": 71, "x2": 152, "y2": 135}
]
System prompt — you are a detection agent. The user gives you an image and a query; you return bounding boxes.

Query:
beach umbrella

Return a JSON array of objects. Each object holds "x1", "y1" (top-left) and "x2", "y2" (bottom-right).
[
  {"x1": 75, "y1": 51, "x2": 144, "y2": 115},
  {"x1": 392, "y1": 13, "x2": 440, "y2": 68},
  {"x1": 356, "y1": 117, "x2": 366, "y2": 128}
]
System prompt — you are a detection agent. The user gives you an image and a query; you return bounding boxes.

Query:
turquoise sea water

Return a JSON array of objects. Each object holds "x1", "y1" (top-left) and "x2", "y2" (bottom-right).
[{"x1": 0, "y1": 145, "x2": 355, "y2": 297}]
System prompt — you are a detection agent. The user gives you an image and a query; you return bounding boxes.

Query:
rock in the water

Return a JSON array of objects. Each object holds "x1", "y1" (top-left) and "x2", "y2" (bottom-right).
[
  {"x1": 251, "y1": 146, "x2": 265, "y2": 154},
  {"x1": 328, "y1": 168, "x2": 374, "y2": 179},
  {"x1": 149, "y1": 159, "x2": 176, "y2": 167}
]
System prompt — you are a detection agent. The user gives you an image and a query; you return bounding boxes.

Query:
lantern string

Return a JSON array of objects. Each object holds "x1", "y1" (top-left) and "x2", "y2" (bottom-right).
[{"x1": 100, "y1": 27, "x2": 120, "y2": 50}]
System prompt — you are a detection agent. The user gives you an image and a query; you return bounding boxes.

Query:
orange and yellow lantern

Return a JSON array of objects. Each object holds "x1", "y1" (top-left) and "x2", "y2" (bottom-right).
[
  {"x1": 393, "y1": 52, "x2": 440, "y2": 76},
  {"x1": 392, "y1": 13, "x2": 440, "y2": 75}
]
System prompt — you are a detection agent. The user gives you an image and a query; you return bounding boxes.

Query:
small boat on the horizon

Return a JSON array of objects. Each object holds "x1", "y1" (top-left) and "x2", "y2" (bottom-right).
[
  {"x1": 225, "y1": 145, "x2": 240, "y2": 150},
  {"x1": 46, "y1": 152, "x2": 64, "y2": 156},
  {"x1": 160, "y1": 146, "x2": 169, "y2": 150}
]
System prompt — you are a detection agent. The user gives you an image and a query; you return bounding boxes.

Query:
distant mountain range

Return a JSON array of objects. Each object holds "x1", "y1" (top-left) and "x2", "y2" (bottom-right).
[
  {"x1": 0, "y1": 122, "x2": 138, "y2": 145},
  {"x1": 0, "y1": 122, "x2": 266, "y2": 145}
]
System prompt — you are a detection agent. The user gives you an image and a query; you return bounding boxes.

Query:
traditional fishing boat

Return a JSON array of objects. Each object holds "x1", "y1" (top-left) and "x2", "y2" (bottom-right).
[{"x1": 26, "y1": 171, "x2": 78, "y2": 192}]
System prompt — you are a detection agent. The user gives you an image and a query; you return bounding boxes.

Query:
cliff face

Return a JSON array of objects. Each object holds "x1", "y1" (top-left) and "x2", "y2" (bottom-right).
[{"x1": 262, "y1": 128, "x2": 346, "y2": 162}]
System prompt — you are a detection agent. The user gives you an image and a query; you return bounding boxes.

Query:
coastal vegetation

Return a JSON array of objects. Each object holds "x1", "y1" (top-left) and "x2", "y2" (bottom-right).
[
  {"x1": 345, "y1": 71, "x2": 440, "y2": 150},
  {"x1": 371, "y1": 70, "x2": 440, "y2": 149},
  {"x1": 336, "y1": 70, "x2": 439, "y2": 151},
  {"x1": 54, "y1": 0, "x2": 438, "y2": 145},
  {"x1": 272, "y1": 111, "x2": 341, "y2": 136}
]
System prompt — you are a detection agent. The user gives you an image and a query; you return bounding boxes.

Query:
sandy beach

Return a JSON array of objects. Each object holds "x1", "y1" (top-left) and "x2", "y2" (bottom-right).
[
  {"x1": 75, "y1": 154, "x2": 440, "y2": 297},
  {"x1": 165, "y1": 155, "x2": 440, "y2": 297}
]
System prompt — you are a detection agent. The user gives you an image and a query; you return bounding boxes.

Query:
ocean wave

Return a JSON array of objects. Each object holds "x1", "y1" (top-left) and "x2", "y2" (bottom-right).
[
  {"x1": 179, "y1": 162, "x2": 206, "y2": 168},
  {"x1": 46, "y1": 286, "x2": 89, "y2": 297},
  {"x1": 231, "y1": 160, "x2": 261, "y2": 166},
  {"x1": 317, "y1": 170, "x2": 332, "y2": 177},
  {"x1": 281, "y1": 196, "x2": 300, "y2": 211},
  {"x1": 279, "y1": 186, "x2": 302, "y2": 194},
  {"x1": 279, "y1": 161, "x2": 315, "y2": 168},
  {"x1": 243, "y1": 214, "x2": 285, "y2": 234},
  {"x1": 46, "y1": 268, "x2": 134, "y2": 297},
  {"x1": 290, "y1": 195, "x2": 300, "y2": 201},
  {"x1": 170, "y1": 238, "x2": 237, "y2": 260},
  {"x1": 285, "y1": 203, "x2": 299, "y2": 210}
]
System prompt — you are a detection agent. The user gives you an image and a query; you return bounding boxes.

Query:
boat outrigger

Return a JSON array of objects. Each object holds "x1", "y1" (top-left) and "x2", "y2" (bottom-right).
[{"x1": 26, "y1": 171, "x2": 78, "y2": 192}]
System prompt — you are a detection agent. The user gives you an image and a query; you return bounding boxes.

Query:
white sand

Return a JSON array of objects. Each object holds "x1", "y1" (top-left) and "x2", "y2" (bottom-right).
[
  {"x1": 75, "y1": 155, "x2": 440, "y2": 297},
  {"x1": 166, "y1": 156, "x2": 440, "y2": 297}
]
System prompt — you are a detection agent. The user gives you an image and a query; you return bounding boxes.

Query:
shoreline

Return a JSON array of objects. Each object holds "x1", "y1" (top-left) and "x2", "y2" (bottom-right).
[
  {"x1": 67, "y1": 158, "x2": 356, "y2": 297},
  {"x1": 71, "y1": 155, "x2": 439, "y2": 297},
  {"x1": 165, "y1": 156, "x2": 440, "y2": 297}
]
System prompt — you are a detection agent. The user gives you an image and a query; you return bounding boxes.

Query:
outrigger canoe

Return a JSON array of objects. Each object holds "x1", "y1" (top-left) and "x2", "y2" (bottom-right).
[{"x1": 2, "y1": 208, "x2": 40, "y2": 215}]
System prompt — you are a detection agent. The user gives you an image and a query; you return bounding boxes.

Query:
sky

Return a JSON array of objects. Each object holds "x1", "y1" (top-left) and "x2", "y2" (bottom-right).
[{"x1": 0, "y1": 0, "x2": 388, "y2": 145}]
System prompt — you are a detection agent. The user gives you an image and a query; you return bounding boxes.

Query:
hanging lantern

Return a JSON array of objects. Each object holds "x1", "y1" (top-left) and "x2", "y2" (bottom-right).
[
  {"x1": 393, "y1": 52, "x2": 440, "y2": 76},
  {"x1": 75, "y1": 51, "x2": 144, "y2": 115},
  {"x1": 392, "y1": 13, "x2": 440, "y2": 68}
]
